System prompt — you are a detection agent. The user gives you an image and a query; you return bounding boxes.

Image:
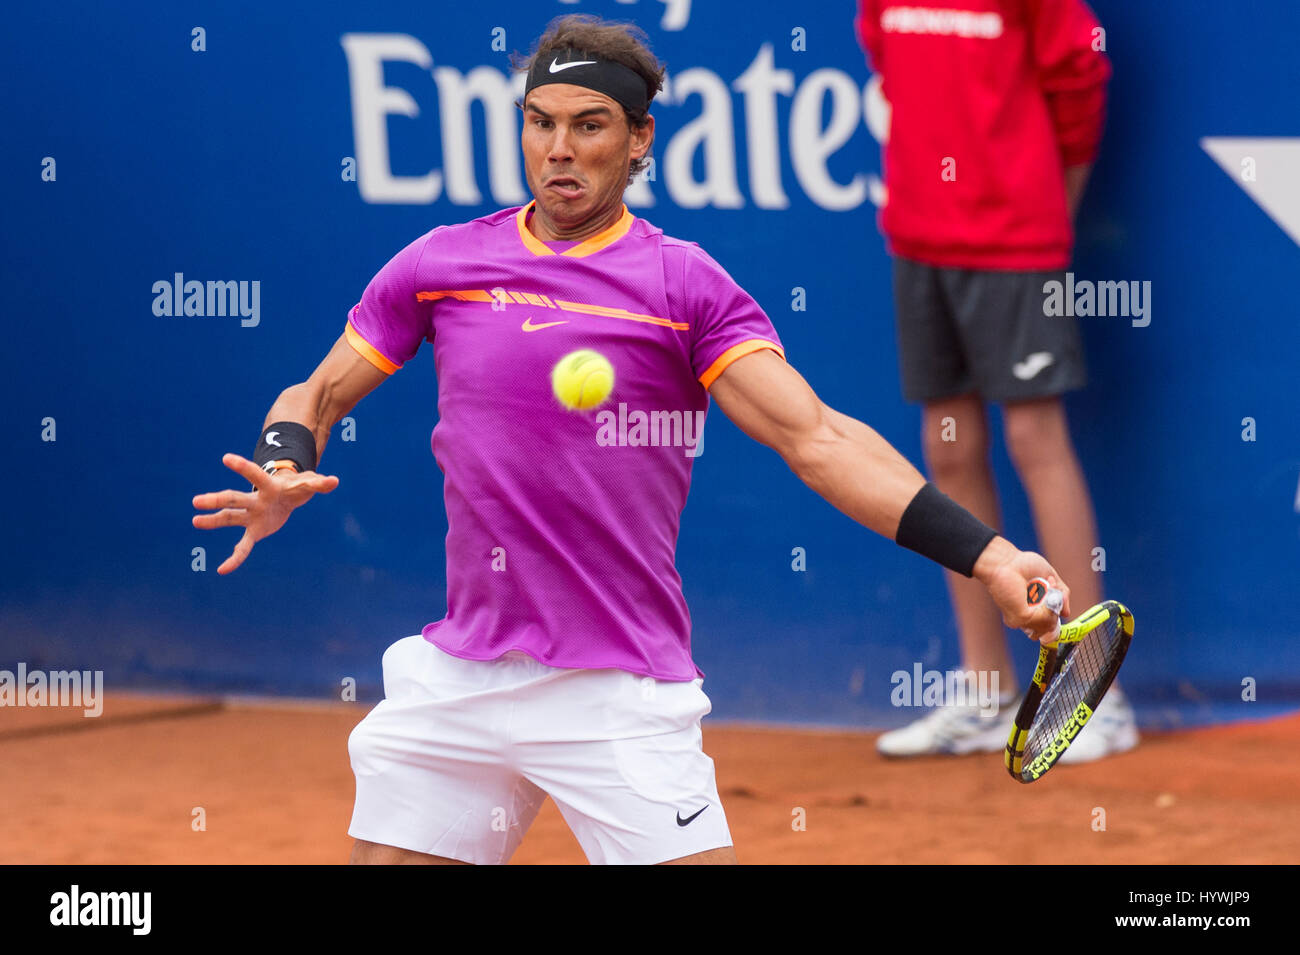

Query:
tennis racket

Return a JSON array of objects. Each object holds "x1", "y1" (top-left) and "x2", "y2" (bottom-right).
[{"x1": 1004, "y1": 577, "x2": 1135, "y2": 783}]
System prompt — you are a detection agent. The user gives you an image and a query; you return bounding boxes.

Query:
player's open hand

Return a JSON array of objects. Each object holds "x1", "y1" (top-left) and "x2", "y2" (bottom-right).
[
  {"x1": 192, "y1": 453, "x2": 339, "y2": 575},
  {"x1": 972, "y1": 538, "x2": 1071, "y2": 643}
]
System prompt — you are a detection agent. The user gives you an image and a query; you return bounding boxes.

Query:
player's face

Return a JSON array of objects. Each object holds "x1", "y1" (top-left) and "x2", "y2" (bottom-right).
[{"x1": 522, "y1": 85, "x2": 653, "y2": 239}]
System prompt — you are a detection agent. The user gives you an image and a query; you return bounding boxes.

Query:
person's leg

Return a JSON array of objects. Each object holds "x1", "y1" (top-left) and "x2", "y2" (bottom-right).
[
  {"x1": 949, "y1": 263, "x2": 1094, "y2": 603},
  {"x1": 920, "y1": 393, "x2": 1014, "y2": 684},
  {"x1": 1000, "y1": 397, "x2": 1101, "y2": 614}
]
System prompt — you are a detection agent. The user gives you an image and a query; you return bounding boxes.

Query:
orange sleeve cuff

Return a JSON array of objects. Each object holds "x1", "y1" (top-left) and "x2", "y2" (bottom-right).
[
  {"x1": 699, "y1": 339, "x2": 786, "y2": 390},
  {"x1": 345, "y1": 320, "x2": 400, "y2": 375}
]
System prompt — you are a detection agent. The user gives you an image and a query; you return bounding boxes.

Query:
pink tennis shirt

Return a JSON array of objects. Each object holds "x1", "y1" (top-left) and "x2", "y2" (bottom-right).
[{"x1": 345, "y1": 202, "x2": 785, "y2": 681}]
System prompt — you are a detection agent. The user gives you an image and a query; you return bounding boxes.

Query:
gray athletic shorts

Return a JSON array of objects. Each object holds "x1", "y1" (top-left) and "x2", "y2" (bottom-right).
[{"x1": 891, "y1": 256, "x2": 1087, "y2": 404}]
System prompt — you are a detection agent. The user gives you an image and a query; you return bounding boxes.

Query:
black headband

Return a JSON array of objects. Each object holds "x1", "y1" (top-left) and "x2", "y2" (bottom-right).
[{"x1": 525, "y1": 49, "x2": 650, "y2": 115}]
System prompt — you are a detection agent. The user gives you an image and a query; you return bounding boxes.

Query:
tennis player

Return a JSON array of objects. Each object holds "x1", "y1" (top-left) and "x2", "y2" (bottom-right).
[{"x1": 193, "y1": 14, "x2": 1070, "y2": 865}]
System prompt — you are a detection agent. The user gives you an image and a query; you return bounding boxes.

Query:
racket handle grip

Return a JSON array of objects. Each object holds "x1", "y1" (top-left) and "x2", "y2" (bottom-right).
[
  {"x1": 1025, "y1": 577, "x2": 1064, "y2": 644},
  {"x1": 1026, "y1": 577, "x2": 1064, "y2": 615}
]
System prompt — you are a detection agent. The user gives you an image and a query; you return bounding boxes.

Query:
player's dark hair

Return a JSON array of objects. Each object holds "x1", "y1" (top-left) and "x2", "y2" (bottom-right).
[{"x1": 515, "y1": 14, "x2": 666, "y2": 185}]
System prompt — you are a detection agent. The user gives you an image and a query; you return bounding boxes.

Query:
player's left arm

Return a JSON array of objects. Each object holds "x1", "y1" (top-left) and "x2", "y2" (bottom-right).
[{"x1": 708, "y1": 349, "x2": 1067, "y2": 639}]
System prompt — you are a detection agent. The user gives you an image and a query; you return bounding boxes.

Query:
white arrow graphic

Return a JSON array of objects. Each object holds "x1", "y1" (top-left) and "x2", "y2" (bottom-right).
[{"x1": 1201, "y1": 137, "x2": 1300, "y2": 247}]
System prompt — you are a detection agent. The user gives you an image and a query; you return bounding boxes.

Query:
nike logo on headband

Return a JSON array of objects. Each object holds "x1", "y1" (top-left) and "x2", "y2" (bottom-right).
[{"x1": 550, "y1": 58, "x2": 597, "y2": 73}]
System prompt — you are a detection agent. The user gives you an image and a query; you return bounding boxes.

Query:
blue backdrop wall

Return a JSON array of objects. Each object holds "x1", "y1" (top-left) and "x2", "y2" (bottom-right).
[{"x1": 3, "y1": 0, "x2": 1297, "y2": 728}]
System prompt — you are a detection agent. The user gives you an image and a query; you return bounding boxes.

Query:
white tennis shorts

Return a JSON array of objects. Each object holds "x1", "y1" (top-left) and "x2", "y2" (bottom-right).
[{"x1": 347, "y1": 635, "x2": 732, "y2": 865}]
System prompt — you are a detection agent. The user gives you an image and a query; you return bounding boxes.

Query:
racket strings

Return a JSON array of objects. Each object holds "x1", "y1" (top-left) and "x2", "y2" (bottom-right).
[{"x1": 1022, "y1": 617, "x2": 1124, "y2": 765}]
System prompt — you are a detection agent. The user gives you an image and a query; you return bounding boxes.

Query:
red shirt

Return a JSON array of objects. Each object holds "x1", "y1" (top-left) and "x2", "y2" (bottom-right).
[{"x1": 856, "y1": 0, "x2": 1110, "y2": 270}]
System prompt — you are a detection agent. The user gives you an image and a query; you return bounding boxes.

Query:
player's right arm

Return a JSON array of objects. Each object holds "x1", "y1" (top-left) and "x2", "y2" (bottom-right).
[{"x1": 192, "y1": 333, "x2": 389, "y2": 575}]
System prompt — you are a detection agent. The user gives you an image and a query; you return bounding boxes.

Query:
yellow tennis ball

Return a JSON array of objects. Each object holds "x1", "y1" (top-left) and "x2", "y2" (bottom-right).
[{"x1": 551, "y1": 349, "x2": 615, "y2": 411}]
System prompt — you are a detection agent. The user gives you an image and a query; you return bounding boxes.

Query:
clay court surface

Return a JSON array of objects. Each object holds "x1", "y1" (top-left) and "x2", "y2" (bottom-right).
[{"x1": 3, "y1": 692, "x2": 1297, "y2": 864}]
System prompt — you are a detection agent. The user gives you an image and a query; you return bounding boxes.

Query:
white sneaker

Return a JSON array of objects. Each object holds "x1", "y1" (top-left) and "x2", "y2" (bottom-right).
[
  {"x1": 1057, "y1": 685, "x2": 1140, "y2": 764},
  {"x1": 877, "y1": 695, "x2": 1021, "y2": 757}
]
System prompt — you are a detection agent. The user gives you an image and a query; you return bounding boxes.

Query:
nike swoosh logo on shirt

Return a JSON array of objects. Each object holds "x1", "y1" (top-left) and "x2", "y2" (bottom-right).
[
  {"x1": 521, "y1": 318, "x2": 568, "y2": 331},
  {"x1": 1012, "y1": 352, "x2": 1055, "y2": 381},
  {"x1": 550, "y1": 59, "x2": 597, "y2": 73},
  {"x1": 676, "y1": 805, "x2": 708, "y2": 827}
]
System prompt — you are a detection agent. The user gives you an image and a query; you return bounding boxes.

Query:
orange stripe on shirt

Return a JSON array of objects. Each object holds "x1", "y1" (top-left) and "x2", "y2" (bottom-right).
[
  {"x1": 698, "y1": 339, "x2": 786, "y2": 390},
  {"x1": 554, "y1": 300, "x2": 689, "y2": 331},
  {"x1": 345, "y1": 321, "x2": 400, "y2": 375},
  {"x1": 416, "y1": 289, "x2": 493, "y2": 303}
]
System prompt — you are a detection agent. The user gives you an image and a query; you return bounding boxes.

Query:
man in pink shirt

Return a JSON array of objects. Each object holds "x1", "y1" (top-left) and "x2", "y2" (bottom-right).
[{"x1": 194, "y1": 14, "x2": 1070, "y2": 865}]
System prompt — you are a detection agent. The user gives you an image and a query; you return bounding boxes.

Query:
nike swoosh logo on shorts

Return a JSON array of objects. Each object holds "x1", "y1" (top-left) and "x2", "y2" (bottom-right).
[
  {"x1": 550, "y1": 59, "x2": 596, "y2": 73},
  {"x1": 1012, "y1": 352, "x2": 1055, "y2": 381},
  {"x1": 676, "y1": 805, "x2": 708, "y2": 827},
  {"x1": 521, "y1": 317, "x2": 568, "y2": 331}
]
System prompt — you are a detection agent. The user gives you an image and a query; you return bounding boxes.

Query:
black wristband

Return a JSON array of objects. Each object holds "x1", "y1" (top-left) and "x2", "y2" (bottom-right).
[
  {"x1": 253, "y1": 421, "x2": 318, "y2": 474},
  {"x1": 894, "y1": 482, "x2": 998, "y2": 578}
]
